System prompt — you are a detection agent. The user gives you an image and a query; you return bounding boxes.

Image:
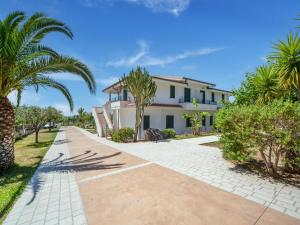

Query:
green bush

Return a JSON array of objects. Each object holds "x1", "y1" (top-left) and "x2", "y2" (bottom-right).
[
  {"x1": 111, "y1": 128, "x2": 135, "y2": 143},
  {"x1": 215, "y1": 100, "x2": 300, "y2": 177},
  {"x1": 161, "y1": 129, "x2": 176, "y2": 138}
]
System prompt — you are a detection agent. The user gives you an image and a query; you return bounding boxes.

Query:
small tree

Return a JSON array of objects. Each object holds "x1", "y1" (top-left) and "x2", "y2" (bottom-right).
[
  {"x1": 215, "y1": 100, "x2": 300, "y2": 177},
  {"x1": 121, "y1": 67, "x2": 157, "y2": 141},
  {"x1": 182, "y1": 98, "x2": 209, "y2": 135},
  {"x1": 45, "y1": 107, "x2": 63, "y2": 131},
  {"x1": 25, "y1": 106, "x2": 48, "y2": 143}
]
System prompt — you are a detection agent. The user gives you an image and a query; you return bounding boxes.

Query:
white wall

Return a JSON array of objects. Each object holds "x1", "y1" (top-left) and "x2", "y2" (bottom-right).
[{"x1": 117, "y1": 107, "x2": 216, "y2": 138}]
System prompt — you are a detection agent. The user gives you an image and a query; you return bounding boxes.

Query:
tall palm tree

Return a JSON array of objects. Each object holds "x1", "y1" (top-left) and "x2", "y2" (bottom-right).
[
  {"x1": 0, "y1": 11, "x2": 96, "y2": 171},
  {"x1": 121, "y1": 67, "x2": 157, "y2": 142},
  {"x1": 251, "y1": 65, "x2": 279, "y2": 104},
  {"x1": 269, "y1": 33, "x2": 300, "y2": 92}
]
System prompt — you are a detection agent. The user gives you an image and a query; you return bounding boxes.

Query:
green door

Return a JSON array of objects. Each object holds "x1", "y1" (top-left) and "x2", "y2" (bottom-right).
[{"x1": 184, "y1": 88, "x2": 191, "y2": 102}]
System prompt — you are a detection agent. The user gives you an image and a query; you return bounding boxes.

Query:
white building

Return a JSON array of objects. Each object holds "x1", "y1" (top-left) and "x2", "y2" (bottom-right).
[{"x1": 92, "y1": 76, "x2": 231, "y2": 138}]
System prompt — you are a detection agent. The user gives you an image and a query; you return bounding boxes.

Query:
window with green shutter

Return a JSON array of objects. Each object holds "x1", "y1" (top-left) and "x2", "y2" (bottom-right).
[
  {"x1": 166, "y1": 115, "x2": 174, "y2": 129},
  {"x1": 143, "y1": 115, "x2": 150, "y2": 130},
  {"x1": 170, "y1": 85, "x2": 175, "y2": 98},
  {"x1": 211, "y1": 92, "x2": 215, "y2": 102},
  {"x1": 202, "y1": 116, "x2": 206, "y2": 126},
  {"x1": 186, "y1": 118, "x2": 192, "y2": 127},
  {"x1": 210, "y1": 115, "x2": 213, "y2": 126},
  {"x1": 222, "y1": 94, "x2": 225, "y2": 101}
]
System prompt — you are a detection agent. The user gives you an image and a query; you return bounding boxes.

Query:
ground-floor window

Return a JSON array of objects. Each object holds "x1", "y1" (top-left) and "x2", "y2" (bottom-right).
[
  {"x1": 166, "y1": 115, "x2": 174, "y2": 129},
  {"x1": 210, "y1": 115, "x2": 214, "y2": 126},
  {"x1": 202, "y1": 116, "x2": 206, "y2": 126},
  {"x1": 143, "y1": 115, "x2": 150, "y2": 130},
  {"x1": 186, "y1": 118, "x2": 192, "y2": 127}
]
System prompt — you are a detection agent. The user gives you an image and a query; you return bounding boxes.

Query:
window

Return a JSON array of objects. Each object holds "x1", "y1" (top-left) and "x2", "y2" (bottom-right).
[
  {"x1": 166, "y1": 115, "x2": 174, "y2": 129},
  {"x1": 200, "y1": 90, "x2": 206, "y2": 104},
  {"x1": 211, "y1": 92, "x2": 215, "y2": 102},
  {"x1": 123, "y1": 89, "x2": 128, "y2": 101},
  {"x1": 210, "y1": 115, "x2": 214, "y2": 126},
  {"x1": 170, "y1": 85, "x2": 175, "y2": 98},
  {"x1": 186, "y1": 118, "x2": 192, "y2": 127},
  {"x1": 143, "y1": 115, "x2": 150, "y2": 130},
  {"x1": 184, "y1": 88, "x2": 191, "y2": 102},
  {"x1": 222, "y1": 93, "x2": 225, "y2": 101},
  {"x1": 202, "y1": 116, "x2": 206, "y2": 126}
]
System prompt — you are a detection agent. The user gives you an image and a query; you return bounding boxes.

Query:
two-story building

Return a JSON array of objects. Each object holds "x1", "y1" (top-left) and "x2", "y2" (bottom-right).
[{"x1": 92, "y1": 76, "x2": 231, "y2": 138}]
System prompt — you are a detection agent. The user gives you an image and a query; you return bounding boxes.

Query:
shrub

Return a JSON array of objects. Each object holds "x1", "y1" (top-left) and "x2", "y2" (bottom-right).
[
  {"x1": 215, "y1": 100, "x2": 300, "y2": 177},
  {"x1": 111, "y1": 128, "x2": 135, "y2": 143},
  {"x1": 161, "y1": 129, "x2": 176, "y2": 139}
]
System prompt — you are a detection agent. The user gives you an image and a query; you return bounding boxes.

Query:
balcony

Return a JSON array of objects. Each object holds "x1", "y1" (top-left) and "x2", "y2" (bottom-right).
[
  {"x1": 108, "y1": 95, "x2": 133, "y2": 109},
  {"x1": 178, "y1": 98, "x2": 220, "y2": 111}
]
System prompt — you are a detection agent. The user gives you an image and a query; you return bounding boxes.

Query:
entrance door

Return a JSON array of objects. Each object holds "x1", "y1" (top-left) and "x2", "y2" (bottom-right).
[{"x1": 184, "y1": 88, "x2": 191, "y2": 102}]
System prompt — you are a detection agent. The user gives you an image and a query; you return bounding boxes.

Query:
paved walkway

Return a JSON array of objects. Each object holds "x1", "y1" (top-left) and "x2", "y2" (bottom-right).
[
  {"x1": 79, "y1": 128, "x2": 300, "y2": 220},
  {"x1": 4, "y1": 127, "x2": 300, "y2": 225},
  {"x1": 181, "y1": 135, "x2": 219, "y2": 144},
  {"x1": 3, "y1": 130, "x2": 87, "y2": 225}
]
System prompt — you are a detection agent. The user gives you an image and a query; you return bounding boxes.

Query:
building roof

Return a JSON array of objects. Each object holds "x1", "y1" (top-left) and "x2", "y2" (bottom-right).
[{"x1": 102, "y1": 75, "x2": 231, "y2": 93}]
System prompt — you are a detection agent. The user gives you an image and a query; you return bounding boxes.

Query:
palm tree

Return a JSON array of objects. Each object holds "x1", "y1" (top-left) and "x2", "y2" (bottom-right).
[
  {"x1": 121, "y1": 67, "x2": 157, "y2": 142},
  {"x1": 269, "y1": 33, "x2": 300, "y2": 93},
  {"x1": 251, "y1": 65, "x2": 279, "y2": 104},
  {"x1": 0, "y1": 11, "x2": 96, "y2": 172}
]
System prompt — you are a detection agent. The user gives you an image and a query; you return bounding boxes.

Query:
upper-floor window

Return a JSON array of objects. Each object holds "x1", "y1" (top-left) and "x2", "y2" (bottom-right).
[
  {"x1": 170, "y1": 85, "x2": 175, "y2": 98},
  {"x1": 184, "y1": 88, "x2": 191, "y2": 102},
  {"x1": 123, "y1": 89, "x2": 128, "y2": 101},
  {"x1": 211, "y1": 92, "x2": 215, "y2": 102},
  {"x1": 222, "y1": 93, "x2": 225, "y2": 101},
  {"x1": 200, "y1": 90, "x2": 206, "y2": 104}
]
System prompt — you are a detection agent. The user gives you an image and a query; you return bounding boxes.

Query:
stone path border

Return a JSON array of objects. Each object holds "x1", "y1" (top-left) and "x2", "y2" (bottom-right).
[
  {"x1": 3, "y1": 130, "x2": 87, "y2": 225},
  {"x1": 77, "y1": 127, "x2": 300, "y2": 220}
]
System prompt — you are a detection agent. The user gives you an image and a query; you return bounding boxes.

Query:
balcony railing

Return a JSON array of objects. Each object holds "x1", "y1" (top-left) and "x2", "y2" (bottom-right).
[
  {"x1": 178, "y1": 98, "x2": 217, "y2": 105},
  {"x1": 110, "y1": 96, "x2": 131, "y2": 102}
]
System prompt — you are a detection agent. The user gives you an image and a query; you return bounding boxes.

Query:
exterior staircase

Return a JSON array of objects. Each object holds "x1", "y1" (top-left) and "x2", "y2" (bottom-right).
[{"x1": 92, "y1": 105, "x2": 113, "y2": 137}]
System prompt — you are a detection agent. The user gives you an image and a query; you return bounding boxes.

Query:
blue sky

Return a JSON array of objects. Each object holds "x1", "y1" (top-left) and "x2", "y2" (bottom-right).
[{"x1": 2, "y1": 0, "x2": 300, "y2": 115}]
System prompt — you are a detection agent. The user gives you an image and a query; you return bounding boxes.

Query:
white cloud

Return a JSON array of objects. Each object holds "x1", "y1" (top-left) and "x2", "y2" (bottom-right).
[
  {"x1": 125, "y1": 0, "x2": 191, "y2": 16},
  {"x1": 96, "y1": 76, "x2": 119, "y2": 86},
  {"x1": 106, "y1": 40, "x2": 223, "y2": 67},
  {"x1": 80, "y1": 0, "x2": 191, "y2": 16},
  {"x1": 106, "y1": 40, "x2": 148, "y2": 67}
]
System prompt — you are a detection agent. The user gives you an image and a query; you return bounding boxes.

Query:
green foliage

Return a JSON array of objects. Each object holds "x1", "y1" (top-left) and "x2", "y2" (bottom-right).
[
  {"x1": 111, "y1": 128, "x2": 135, "y2": 143},
  {"x1": 161, "y1": 129, "x2": 176, "y2": 138},
  {"x1": 0, "y1": 11, "x2": 96, "y2": 110},
  {"x1": 216, "y1": 100, "x2": 300, "y2": 176},
  {"x1": 269, "y1": 32, "x2": 300, "y2": 92},
  {"x1": 121, "y1": 66, "x2": 157, "y2": 141},
  {"x1": 182, "y1": 98, "x2": 210, "y2": 135}
]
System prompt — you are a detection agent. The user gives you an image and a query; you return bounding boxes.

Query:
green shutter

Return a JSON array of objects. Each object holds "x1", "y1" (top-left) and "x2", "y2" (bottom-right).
[
  {"x1": 202, "y1": 116, "x2": 206, "y2": 126},
  {"x1": 211, "y1": 92, "x2": 215, "y2": 102},
  {"x1": 143, "y1": 115, "x2": 150, "y2": 130},
  {"x1": 186, "y1": 118, "x2": 192, "y2": 127},
  {"x1": 184, "y1": 88, "x2": 191, "y2": 102},
  {"x1": 210, "y1": 115, "x2": 213, "y2": 126},
  {"x1": 170, "y1": 85, "x2": 175, "y2": 98},
  {"x1": 166, "y1": 115, "x2": 174, "y2": 129}
]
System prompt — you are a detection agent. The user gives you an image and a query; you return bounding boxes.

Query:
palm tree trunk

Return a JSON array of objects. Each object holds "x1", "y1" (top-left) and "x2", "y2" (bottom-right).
[{"x1": 0, "y1": 97, "x2": 15, "y2": 172}]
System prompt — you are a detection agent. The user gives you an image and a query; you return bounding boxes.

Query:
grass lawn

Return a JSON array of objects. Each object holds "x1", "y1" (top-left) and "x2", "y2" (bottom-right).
[
  {"x1": 0, "y1": 129, "x2": 58, "y2": 223},
  {"x1": 174, "y1": 131, "x2": 217, "y2": 140}
]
